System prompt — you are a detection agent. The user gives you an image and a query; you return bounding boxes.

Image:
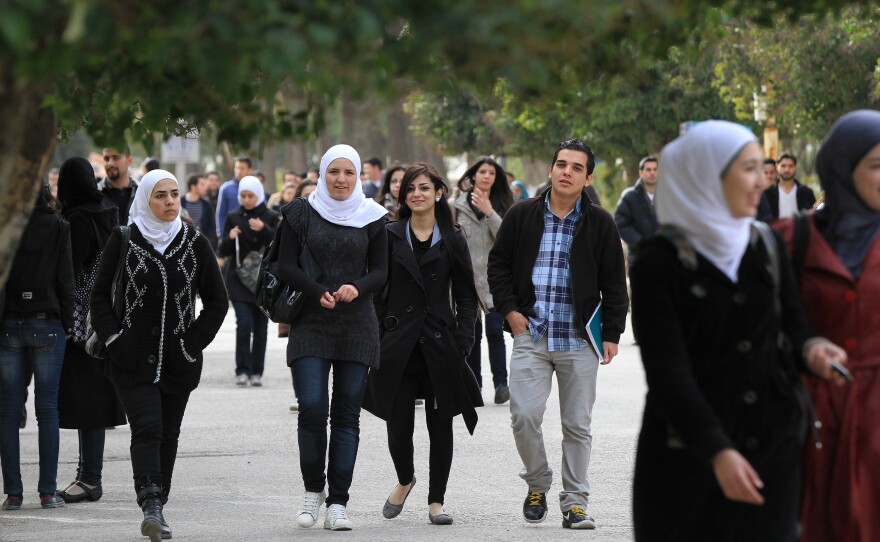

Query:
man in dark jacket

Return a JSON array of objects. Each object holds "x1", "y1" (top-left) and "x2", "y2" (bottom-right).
[
  {"x1": 758, "y1": 153, "x2": 816, "y2": 220},
  {"x1": 614, "y1": 156, "x2": 659, "y2": 262},
  {"x1": 98, "y1": 146, "x2": 138, "y2": 225},
  {"x1": 181, "y1": 173, "x2": 217, "y2": 250},
  {"x1": 487, "y1": 138, "x2": 628, "y2": 531}
]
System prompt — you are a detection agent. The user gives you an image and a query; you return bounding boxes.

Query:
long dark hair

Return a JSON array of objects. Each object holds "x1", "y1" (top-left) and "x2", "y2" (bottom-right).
[
  {"x1": 36, "y1": 182, "x2": 61, "y2": 211},
  {"x1": 456, "y1": 156, "x2": 513, "y2": 217},
  {"x1": 375, "y1": 164, "x2": 406, "y2": 204},
  {"x1": 398, "y1": 163, "x2": 479, "y2": 298}
]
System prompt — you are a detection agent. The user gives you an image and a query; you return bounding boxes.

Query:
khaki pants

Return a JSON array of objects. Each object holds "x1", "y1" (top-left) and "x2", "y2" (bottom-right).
[{"x1": 508, "y1": 333, "x2": 599, "y2": 511}]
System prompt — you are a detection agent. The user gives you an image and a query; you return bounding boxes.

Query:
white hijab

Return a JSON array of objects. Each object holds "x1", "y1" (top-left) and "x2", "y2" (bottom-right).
[
  {"x1": 128, "y1": 169, "x2": 183, "y2": 254},
  {"x1": 238, "y1": 175, "x2": 265, "y2": 205},
  {"x1": 308, "y1": 144, "x2": 388, "y2": 228},
  {"x1": 655, "y1": 121, "x2": 758, "y2": 282}
]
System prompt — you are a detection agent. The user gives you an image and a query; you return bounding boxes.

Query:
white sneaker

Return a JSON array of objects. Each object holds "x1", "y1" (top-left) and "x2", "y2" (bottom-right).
[
  {"x1": 236, "y1": 374, "x2": 248, "y2": 386},
  {"x1": 324, "y1": 504, "x2": 352, "y2": 531},
  {"x1": 295, "y1": 491, "x2": 325, "y2": 528},
  {"x1": 250, "y1": 374, "x2": 262, "y2": 386}
]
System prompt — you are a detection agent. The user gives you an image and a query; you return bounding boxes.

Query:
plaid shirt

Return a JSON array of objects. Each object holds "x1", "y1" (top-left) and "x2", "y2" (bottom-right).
[{"x1": 528, "y1": 192, "x2": 586, "y2": 352}]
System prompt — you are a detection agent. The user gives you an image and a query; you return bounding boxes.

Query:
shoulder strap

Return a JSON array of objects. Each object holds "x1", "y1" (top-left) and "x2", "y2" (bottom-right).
[
  {"x1": 657, "y1": 225, "x2": 699, "y2": 271},
  {"x1": 791, "y1": 211, "x2": 810, "y2": 288},
  {"x1": 298, "y1": 196, "x2": 310, "y2": 251},
  {"x1": 752, "y1": 221, "x2": 781, "y2": 317}
]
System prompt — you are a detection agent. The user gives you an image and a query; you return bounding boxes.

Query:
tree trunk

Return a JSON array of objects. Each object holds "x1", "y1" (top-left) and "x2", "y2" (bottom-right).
[{"x1": 0, "y1": 67, "x2": 58, "y2": 288}]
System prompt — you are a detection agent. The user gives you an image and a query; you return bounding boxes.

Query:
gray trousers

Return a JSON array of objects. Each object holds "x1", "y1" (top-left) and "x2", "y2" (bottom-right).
[{"x1": 508, "y1": 333, "x2": 599, "y2": 511}]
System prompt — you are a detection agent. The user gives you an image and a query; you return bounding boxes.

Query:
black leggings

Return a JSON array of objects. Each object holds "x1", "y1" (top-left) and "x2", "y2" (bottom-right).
[
  {"x1": 114, "y1": 383, "x2": 190, "y2": 500},
  {"x1": 386, "y1": 354, "x2": 453, "y2": 505}
]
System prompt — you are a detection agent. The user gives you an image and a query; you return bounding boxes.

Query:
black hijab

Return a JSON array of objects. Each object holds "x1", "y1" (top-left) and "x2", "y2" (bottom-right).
[
  {"x1": 816, "y1": 109, "x2": 880, "y2": 279},
  {"x1": 57, "y1": 156, "x2": 103, "y2": 211}
]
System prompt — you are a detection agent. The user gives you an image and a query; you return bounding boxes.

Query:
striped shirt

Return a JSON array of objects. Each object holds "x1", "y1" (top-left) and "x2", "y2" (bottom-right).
[{"x1": 528, "y1": 192, "x2": 586, "y2": 352}]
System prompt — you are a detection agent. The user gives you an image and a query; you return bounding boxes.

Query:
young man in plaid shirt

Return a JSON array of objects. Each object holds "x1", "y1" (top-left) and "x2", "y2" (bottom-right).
[{"x1": 487, "y1": 139, "x2": 628, "y2": 530}]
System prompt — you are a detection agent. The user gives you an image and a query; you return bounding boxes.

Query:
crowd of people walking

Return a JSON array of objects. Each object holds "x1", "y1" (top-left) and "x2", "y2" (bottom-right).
[{"x1": 1, "y1": 109, "x2": 878, "y2": 542}]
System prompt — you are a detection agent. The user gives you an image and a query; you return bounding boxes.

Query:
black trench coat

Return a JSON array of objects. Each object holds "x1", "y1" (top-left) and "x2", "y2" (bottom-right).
[{"x1": 362, "y1": 220, "x2": 483, "y2": 434}]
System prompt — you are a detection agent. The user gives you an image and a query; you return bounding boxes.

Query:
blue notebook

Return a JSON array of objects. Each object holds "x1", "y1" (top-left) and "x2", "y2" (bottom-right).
[{"x1": 586, "y1": 301, "x2": 603, "y2": 359}]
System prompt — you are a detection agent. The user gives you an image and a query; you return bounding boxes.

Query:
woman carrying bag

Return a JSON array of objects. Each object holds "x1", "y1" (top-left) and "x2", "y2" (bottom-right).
[
  {"x1": 90, "y1": 170, "x2": 227, "y2": 541},
  {"x1": 277, "y1": 144, "x2": 387, "y2": 531},
  {"x1": 55, "y1": 157, "x2": 127, "y2": 504},
  {"x1": 218, "y1": 176, "x2": 279, "y2": 387},
  {"x1": 363, "y1": 163, "x2": 482, "y2": 525}
]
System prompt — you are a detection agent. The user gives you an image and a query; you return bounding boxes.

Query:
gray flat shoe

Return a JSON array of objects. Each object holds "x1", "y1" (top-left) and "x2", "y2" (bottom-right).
[
  {"x1": 382, "y1": 476, "x2": 416, "y2": 519},
  {"x1": 429, "y1": 510, "x2": 453, "y2": 525}
]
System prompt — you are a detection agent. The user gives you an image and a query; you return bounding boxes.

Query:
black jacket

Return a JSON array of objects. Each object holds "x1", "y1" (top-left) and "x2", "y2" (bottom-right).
[
  {"x1": 362, "y1": 220, "x2": 482, "y2": 434},
  {"x1": 760, "y1": 180, "x2": 817, "y2": 220},
  {"x1": 91, "y1": 223, "x2": 228, "y2": 393},
  {"x1": 217, "y1": 203, "x2": 279, "y2": 303},
  {"x1": 4, "y1": 207, "x2": 75, "y2": 332},
  {"x1": 98, "y1": 178, "x2": 138, "y2": 225},
  {"x1": 630, "y1": 230, "x2": 811, "y2": 540},
  {"x1": 487, "y1": 189, "x2": 628, "y2": 344},
  {"x1": 614, "y1": 179, "x2": 659, "y2": 260}
]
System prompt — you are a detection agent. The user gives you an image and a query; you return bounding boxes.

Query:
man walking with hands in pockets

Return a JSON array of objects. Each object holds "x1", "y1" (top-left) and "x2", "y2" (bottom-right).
[{"x1": 487, "y1": 138, "x2": 628, "y2": 530}]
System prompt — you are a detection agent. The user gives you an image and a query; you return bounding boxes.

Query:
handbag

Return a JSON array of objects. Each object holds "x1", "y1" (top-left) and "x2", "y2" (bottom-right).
[
  {"x1": 72, "y1": 221, "x2": 103, "y2": 345},
  {"x1": 85, "y1": 226, "x2": 130, "y2": 359},
  {"x1": 256, "y1": 197, "x2": 322, "y2": 323},
  {"x1": 235, "y1": 236, "x2": 263, "y2": 293}
]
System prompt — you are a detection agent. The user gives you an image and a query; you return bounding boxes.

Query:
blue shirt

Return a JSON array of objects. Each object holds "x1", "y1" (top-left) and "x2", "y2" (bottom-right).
[
  {"x1": 216, "y1": 179, "x2": 239, "y2": 236},
  {"x1": 528, "y1": 192, "x2": 586, "y2": 352}
]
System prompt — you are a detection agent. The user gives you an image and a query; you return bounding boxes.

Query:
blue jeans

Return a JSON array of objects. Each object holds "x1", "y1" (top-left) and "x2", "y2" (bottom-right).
[
  {"x1": 466, "y1": 308, "x2": 508, "y2": 388},
  {"x1": 232, "y1": 302, "x2": 268, "y2": 377},
  {"x1": 291, "y1": 357, "x2": 368, "y2": 506},
  {"x1": 76, "y1": 428, "x2": 105, "y2": 486},
  {"x1": 0, "y1": 317, "x2": 66, "y2": 495}
]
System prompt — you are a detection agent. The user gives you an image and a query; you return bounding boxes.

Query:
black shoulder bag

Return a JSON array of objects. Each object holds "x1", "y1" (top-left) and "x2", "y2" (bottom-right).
[
  {"x1": 85, "y1": 226, "x2": 131, "y2": 359},
  {"x1": 256, "y1": 198, "x2": 322, "y2": 323}
]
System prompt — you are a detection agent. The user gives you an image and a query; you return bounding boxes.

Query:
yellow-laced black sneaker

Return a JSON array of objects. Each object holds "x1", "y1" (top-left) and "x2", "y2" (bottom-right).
[
  {"x1": 523, "y1": 491, "x2": 547, "y2": 523},
  {"x1": 562, "y1": 506, "x2": 596, "y2": 529}
]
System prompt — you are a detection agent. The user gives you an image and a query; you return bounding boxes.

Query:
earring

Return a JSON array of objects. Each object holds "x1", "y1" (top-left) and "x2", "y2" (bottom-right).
[{"x1": 435, "y1": 197, "x2": 441, "y2": 202}]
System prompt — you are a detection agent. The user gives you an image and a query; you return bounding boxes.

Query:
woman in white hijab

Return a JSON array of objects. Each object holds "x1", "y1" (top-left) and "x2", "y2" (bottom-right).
[
  {"x1": 628, "y1": 122, "x2": 847, "y2": 541},
  {"x1": 90, "y1": 170, "x2": 228, "y2": 542},
  {"x1": 217, "y1": 175, "x2": 279, "y2": 387},
  {"x1": 277, "y1": 144, "x2": 388, "y2": 531}
]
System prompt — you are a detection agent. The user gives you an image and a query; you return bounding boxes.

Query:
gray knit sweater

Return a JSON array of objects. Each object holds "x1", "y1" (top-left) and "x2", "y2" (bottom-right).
[{"x1": 278, "y1": 200, "x2": 388, "y2": 367}]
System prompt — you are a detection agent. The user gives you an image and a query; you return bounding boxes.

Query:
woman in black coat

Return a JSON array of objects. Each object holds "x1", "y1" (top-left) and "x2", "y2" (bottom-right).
[
  {"x1": 54, "y1": 157, "x2": 127, "y2": 504},
  {"x1": 363, "y1": 163, "x2": 482, "y2": 525},
  {"x1": 630, "y1": 121, "x2": 848, "y2": 541},
  {"x1": 217, "y1": 176, "x2": 278, "y2": 386},
  {"x1": 90, "y1": 170, "x2": 227, "y2": 542}
]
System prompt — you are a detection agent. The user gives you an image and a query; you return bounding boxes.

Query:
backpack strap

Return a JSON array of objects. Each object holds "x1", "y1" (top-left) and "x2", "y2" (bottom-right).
[
  {"x1": 752, "y1": 221, "x2": 781, "y2": 317},
  {"x1": 791, "y1": 211, "x2": 810, "y2": 288},
  {"x1": 657, "y1": 225, "x2": 699, "y2": 271}
]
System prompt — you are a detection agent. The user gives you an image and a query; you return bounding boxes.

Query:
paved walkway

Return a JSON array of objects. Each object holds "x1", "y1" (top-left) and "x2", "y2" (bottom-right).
[{"x1": 2, "y1": 311, "x2": 645, "y2": 541}]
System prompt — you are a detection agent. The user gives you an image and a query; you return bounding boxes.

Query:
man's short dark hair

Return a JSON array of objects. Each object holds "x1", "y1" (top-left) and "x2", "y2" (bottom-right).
[
  {"x1": 778, "y1": 153, "x2": 797, "y2": 165},
  {"x1": 763, "y1": 158, "x2": 777, "y2": 166},
  {"x1": 639, "y1": 156, "x2": 658, "y2": 171},
  {"x1": 552, "y1": 138, "x2": 595, "y2": 175},
  {"x1": 364, "y1": 157, "x2": 383, "y2": 169},
  {"x1": 143, "y1": 157, "x2": 160, "y2": 172},
  {"x1": 187, "y1": 174, "x2": 204, "y2": 190},
  {"x1": 234, "y1": 156, "x2": 253, "y2": 169},
  {"x1": 206, "y1": 170, "x2": 220, "y2": 178}
]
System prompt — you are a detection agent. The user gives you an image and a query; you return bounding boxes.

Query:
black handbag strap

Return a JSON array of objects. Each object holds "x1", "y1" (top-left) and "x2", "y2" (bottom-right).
[
  {"x1": 298, "y1": 196, "x2": 310, "y2": 253},
  {"x1": 112, "y1": 226, "x2": 131, "y2": 319}
]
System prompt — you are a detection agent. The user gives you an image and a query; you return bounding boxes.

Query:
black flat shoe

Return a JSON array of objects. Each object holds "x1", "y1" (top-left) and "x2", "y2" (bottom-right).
[{"x1": 57, "y1": 481, "x2": 102, "y2": 503}]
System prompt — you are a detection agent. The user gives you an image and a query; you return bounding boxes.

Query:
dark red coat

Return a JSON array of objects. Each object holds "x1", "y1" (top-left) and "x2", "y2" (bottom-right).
[
  {"x1": 776, "y1": 215, "x2": 880, "y2": 542},
  {"x1": 362, "y1": 220, "x2": 482, "y2": 434}
]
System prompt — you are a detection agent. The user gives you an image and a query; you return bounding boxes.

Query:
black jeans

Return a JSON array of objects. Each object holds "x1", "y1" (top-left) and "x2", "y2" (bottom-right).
[
  {"x1": 232, "y1": 301, "x2": 268, "y2": 377},
  {"x1": 386, "y1": 351, "x2": 453, "y2": 505},
  {"x1": 114, "y1": 383, "x2": 190, "y2": 501},
  {"x1": 466, "y1": 308, "x2": 508, "y2": 389}
]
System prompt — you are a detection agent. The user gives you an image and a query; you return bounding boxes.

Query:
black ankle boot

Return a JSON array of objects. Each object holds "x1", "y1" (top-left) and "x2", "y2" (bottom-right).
[
  {"x1": 136, "y1": 483, "x2": 164, "y2": 542},
  {"x1": 160, "y1": 515, "x2": 172, "y2": 539}
]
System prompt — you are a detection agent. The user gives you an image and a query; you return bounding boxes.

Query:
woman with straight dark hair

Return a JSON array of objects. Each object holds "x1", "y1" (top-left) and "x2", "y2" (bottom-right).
[
  {"x1": 90, "y1": 170, "x2": 227, "y2": 541},
  {"x1": 375, "y1": 165, "x2": 406, "y2": 218},
  {"x1": 55, "y1": 157, "x2": 127, "y2": 504},
  {"x1": 277, "y1": 144, "x2": 388, "y2": 531},
  {"x1": 0, "y1": 183, "x2": 72, "y2": 510},
  {"x1": 630, "y1": 121, "x2": 848, "y2": 541},
  {"x1": 454, "y1": 157, "x2": 513, "y2": 404},
  {"x1": 363, "y1": 163, "x2": 481, "y2": 525}
]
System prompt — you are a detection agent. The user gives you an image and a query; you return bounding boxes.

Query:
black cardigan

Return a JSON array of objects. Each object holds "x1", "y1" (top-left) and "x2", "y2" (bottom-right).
[
  {"x1": 487, "y1": 189, "x2": 628, "y2": 344},
  {"x1": 90, "y1": 223, "x2": 228, "y2": 393}
]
